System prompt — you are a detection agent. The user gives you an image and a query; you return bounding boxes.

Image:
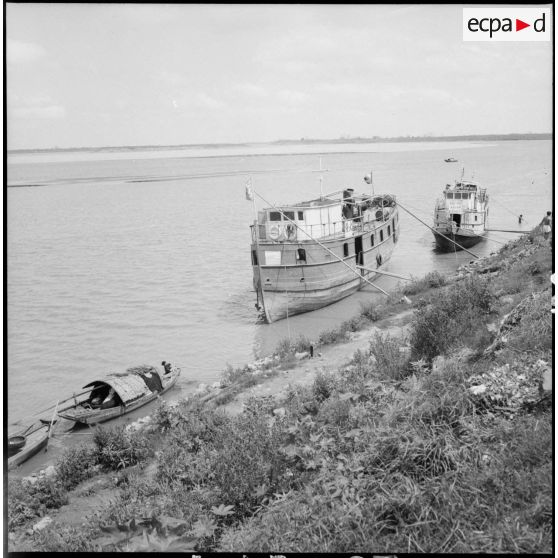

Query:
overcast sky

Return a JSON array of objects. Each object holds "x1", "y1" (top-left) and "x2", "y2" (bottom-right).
[{"x1": 6, "y1": 3, "x2": 553, "y2": 150}]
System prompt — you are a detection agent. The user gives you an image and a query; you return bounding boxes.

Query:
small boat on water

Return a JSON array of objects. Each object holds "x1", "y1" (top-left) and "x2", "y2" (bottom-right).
[
  {"x1": 432, "y1": 175, "x2": 488, "y2": 251},
  {"x1": 57, "y1": 364, "x2": 180, "y2": 425},
  {"x1": 8, "y1": 421, "x2": 52, "y2": 470},
  {"x1": 444, "y1": 157, "x2": 458, "y2": 163},
  {"x1": 249, "y1": 175, "x2": 400, "y2": 323}
]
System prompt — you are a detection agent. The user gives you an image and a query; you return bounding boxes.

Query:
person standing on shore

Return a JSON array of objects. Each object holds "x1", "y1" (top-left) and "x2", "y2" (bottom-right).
[{"x1": 540, "y1": 211, "x2": 552, "y2": 240}]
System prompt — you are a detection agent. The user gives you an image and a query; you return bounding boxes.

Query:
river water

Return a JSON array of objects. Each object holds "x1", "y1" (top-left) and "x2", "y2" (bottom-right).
[{"x1": 7, "y1": 140, "x2": 552, "y2": 439}]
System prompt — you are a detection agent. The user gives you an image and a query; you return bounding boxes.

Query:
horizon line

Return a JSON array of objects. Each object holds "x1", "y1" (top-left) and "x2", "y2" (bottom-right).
[{"x1": 8, "y1": 131, "x2": 552, "y2": 154}]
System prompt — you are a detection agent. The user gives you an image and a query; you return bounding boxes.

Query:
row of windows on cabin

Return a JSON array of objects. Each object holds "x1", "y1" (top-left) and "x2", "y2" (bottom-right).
[
  {"x1": 342, "y1": 221, "x2": 392, "y2": 256},
  {"x1": 269, "y1": 211, "x2": 304, "y2": 221},
  {"x1": 445, "y1": 192, "x2": 474, "y2": 199}
]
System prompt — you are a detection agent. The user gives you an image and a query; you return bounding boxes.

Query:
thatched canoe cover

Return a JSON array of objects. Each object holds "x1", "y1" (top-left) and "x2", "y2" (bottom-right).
[{"x1": 83, "y1": 366, "x2": 163, "y2": 405}]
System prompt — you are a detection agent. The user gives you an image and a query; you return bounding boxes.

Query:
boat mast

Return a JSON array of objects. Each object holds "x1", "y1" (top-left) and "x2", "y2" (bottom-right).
[
  {"x1": 319, "y1": 157, "x2": 324, "y2": 199},
  {"x1": 248, "y1": 177, "x2": 268, "y2": 320}
]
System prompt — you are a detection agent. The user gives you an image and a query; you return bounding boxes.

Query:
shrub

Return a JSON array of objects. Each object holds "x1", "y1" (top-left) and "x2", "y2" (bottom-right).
[
  {"x1": 410, "y1": 276, "x2": 495, "y2": 362},
  {"x1": 403, "y1": 271, "x2": 447, "y2": 295},
  {"x1": 56, "y1": 444, "x2": 99, "y2": 490},
  {"x1": 275, "y1": 335, "x2": 313, "y2": 358},
  {"x1": 312, "y1": 370, "x2": 337, "y2": 402},
  {"x1": 368, "y1": 332, "x2": 410, "y2": 381},
  {"x1": 506, "y1": 291, "x2": 552, "y2": 351},
  {"x1": 359, "y1": 301, "x2": 385, "y2": 321},
  {"x1": 221, "y1": 364, "x2": 251, "y2": 386},
  {"x1": 92, "y1": 425, "x2": 153, "y2": 470}
]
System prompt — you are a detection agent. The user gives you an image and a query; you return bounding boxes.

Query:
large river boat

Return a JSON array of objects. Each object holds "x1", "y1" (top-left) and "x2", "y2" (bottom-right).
[
  {"x1": 249, "y1": 178, "x2": 400, "y2": 323},
  {"x1": 432, "y1": 176, "x2": 488, "y2": 252}
]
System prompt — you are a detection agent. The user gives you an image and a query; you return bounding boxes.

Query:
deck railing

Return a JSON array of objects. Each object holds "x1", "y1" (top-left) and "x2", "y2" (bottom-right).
[{"x1": 250, "y1": 208, "x2": 395, "y2": 243}]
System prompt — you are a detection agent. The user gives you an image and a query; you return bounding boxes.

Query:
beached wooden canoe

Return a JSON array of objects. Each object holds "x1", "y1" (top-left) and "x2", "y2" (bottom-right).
[
  {"x1": 57, "y1": 364, "x2": 180, "y2": 425},
  {"x1": 8, "y1": 423, "x2": 51, "y2": 470}
]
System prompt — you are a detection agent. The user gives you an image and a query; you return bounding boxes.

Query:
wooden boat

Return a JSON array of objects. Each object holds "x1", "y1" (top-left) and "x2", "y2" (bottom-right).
[
  {"x1": 57, "y1": 364, "x2": 180, "y2": 425},
  {"x1": 444, "y1": 157, "x2": 458, "y2": 163},
  {"x1": 433, "y1": 176, "x2": 488, "y2": 251},
  {"x1": 8, "y1": 422, "x2": 51, "y2": 470},
  {"x1": 249, "y1": 176, "x2": 400, "y2": 323}
]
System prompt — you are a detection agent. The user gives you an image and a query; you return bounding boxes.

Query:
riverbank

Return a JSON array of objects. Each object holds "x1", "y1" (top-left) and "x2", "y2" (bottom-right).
[{"x1": 7, "y1": 229, "x2": 553, "y2": 553}]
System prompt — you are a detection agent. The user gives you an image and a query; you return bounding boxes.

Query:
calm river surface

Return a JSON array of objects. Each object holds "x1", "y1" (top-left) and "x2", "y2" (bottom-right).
[{"x1": 7, "y1": 140, "x2": 552, "y2": 438}]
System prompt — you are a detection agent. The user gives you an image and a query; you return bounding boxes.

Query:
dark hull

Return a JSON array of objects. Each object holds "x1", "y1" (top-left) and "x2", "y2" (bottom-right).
[
  {"x1": 8, "y1": 426, "x2": 50, "y2": 470},
  {"x1": 433, "y1": 231, "x2": 483, "y2": 252}
]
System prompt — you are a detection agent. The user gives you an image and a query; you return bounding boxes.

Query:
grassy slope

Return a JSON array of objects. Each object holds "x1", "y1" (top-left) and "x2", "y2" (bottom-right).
[{"x1": 8, "y1": 232, "x2": 553, "y2": 553}]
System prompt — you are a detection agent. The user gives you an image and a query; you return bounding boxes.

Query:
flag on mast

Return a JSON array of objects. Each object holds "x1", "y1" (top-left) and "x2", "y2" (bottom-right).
[{"x1": 245, "y1": 178, "x2": 254, "y2": 201}]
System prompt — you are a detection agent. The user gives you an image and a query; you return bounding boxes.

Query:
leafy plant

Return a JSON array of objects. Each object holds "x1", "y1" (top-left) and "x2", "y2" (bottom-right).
[{"x1": 92, "y1": 425, "x2": 153, "y2": 470}]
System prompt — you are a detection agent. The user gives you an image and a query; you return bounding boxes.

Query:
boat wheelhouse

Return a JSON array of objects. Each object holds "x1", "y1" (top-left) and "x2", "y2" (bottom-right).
[
  {"x1": 250, "y1": 183, "x2": 400, "y2": 323},
  {"x1": 433, "y1": 177, "x2": 488, "y2": 251}
]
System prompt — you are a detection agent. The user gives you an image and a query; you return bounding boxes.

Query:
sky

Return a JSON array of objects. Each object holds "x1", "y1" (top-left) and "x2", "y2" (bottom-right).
[{"x1": 6, "y1": 3, "x2": 553, "y2": 150}]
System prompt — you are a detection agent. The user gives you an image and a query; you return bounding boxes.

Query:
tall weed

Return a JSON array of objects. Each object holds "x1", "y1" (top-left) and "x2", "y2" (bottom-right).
[
  {"x1": 410, "y1": 275, "x2": 494, "y2": 361},
  {"x1": 369, "y1": 332, "x2": 410, "y2": 381}
]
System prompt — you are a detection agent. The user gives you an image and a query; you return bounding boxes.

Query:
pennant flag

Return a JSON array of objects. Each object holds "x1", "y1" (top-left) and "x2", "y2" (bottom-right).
[{"x1": 245, "y1": 180, "x2": 254, "y2": 201}]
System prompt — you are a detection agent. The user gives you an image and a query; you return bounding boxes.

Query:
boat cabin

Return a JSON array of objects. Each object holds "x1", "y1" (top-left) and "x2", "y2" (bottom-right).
[
  {"x1": 83, "y1": 366, "x2": 164, "y2": 410},
  {"x1": 435, "y1": 180, "x2": 488, "y2": 229},
  {"x1": 252, "y1": 192, "x2": 395, "y2": 244}
]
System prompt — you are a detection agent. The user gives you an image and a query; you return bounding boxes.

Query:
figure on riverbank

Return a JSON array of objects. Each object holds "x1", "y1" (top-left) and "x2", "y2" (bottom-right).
[
  {"x1": 518, "y1": 214, "x2": 523, "y2": 225},
  {"x1": 540, "y1": 211, "x2": 552, "y2": 240}
]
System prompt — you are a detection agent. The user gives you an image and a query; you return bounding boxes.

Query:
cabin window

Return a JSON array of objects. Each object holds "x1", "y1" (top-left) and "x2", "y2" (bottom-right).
[
  {"x1": 343, "y1": 243, "x2": 349, "y2": 257},
  {"x1": 251, "y1": 250, "x2": 258, "y2": 265},
  {"x1": 270, "y1": 211, "x2": 281, "y2": 221},
  {"x1": 446, "y1": 193, "x2": 454, "y2": 199},
  {"x1": 388, "y1": 225, "x2": 391, "y2": 236},
  {"x1": 371, "y1": 234, "x2": 375, "y2": 247},
  {"x1": 296, "y1": 248, "x2": 307, "y2": 263},
  {"x1": 380, "y1": 230, "x2": 384, "y2": 242},
  {"x1": 456, "y1": 193, "x2": 463, "y2": 199},
  {"x1": 298, "y1": 211, "x2": 304, "y2": 220},
  {"x1": 283, "y1": 211, "x2": 295, "y2": 221}
]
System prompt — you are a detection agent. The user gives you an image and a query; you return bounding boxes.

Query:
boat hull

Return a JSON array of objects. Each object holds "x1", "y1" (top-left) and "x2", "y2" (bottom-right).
[
  {"x1": 433, "y1": 230, "x2": 484, "y2": 252},
  {"x1": 8, "y1": 425, "x2": 50, "y2": 470},
  {"x1": 254, "y1": 223, "x2": 398, "y2": 323},
  {"x1": 260, "y1": 266, "x2": 389, "y2": 323},
  {"x1": 58, "y1": 369, "x2": 180, "y2": 425}
]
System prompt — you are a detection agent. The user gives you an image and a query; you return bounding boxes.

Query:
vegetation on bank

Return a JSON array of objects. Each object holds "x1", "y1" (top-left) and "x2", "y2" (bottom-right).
[{"x1": 8, "y1": 232, "x2": 553, "y2": 553}]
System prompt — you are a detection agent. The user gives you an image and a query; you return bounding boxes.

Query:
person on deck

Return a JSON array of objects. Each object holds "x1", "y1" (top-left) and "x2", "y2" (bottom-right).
[
  {"x1": 518, "y1": 214, "x2": 523, "y2": 225},
  {"x1": 161, "y1": 361, "x2": 172, "y2": 375}
]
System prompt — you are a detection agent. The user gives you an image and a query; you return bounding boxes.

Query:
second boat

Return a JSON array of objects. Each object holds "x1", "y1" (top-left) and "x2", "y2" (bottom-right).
[{"x1": 432, "y1": 175, "x2": 488, "y2": 251}]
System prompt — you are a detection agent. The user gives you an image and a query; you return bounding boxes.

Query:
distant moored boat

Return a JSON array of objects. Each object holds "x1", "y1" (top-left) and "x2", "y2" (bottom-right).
[{"x1": 432, "y1": 175, "x2": 488, "y2": 252}]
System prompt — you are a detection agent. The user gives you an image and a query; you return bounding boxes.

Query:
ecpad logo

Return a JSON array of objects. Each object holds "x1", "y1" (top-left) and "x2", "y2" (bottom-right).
[{"x1": 463, "y1": 8, "x2": 550, "y2": 41}]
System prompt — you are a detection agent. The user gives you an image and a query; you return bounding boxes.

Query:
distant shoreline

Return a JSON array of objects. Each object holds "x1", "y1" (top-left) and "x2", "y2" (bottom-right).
[{"x1": 8, "y1": 132, "x2": 552, "y2": 155}]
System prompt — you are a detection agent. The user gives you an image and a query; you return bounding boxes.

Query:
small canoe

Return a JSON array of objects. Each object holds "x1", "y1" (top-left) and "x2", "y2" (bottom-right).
[
  {"x1": 57, "y1": 364, "x2": 180, "y2": 425},
  {"x1": 8, "y1": 424, "x2": 51, "y2": 470}
]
